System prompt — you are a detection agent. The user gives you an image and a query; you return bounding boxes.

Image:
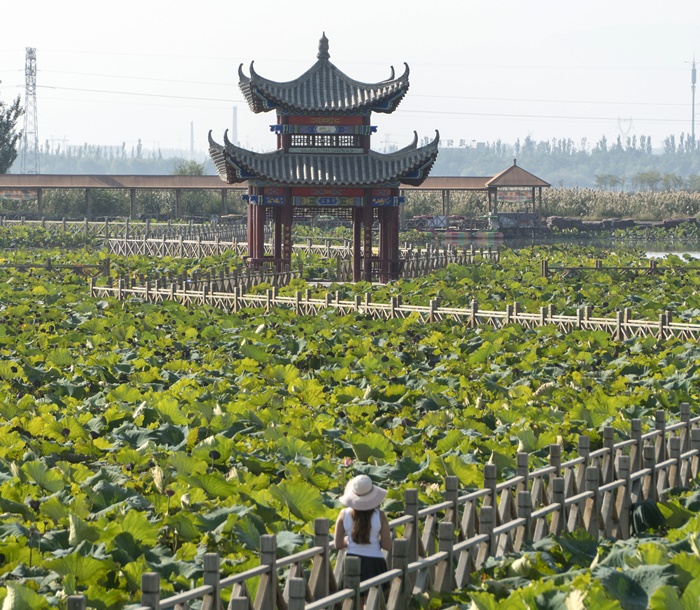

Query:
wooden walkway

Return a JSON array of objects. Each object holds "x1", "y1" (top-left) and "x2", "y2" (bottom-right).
[{"x1": 62, "y1": 406, "x2": 700, "y2": 610}]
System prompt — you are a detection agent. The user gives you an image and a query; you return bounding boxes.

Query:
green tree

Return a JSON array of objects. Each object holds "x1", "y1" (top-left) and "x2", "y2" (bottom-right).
[
  {"x1": 172, "y1": 158, "x2": 218, "y2": 217},
  {"x1": 173, "y1": 159, "x2": 206, "y2": 176},
  {"x1": 0, "y1": 84, "x2": 23, "y2": 173}
]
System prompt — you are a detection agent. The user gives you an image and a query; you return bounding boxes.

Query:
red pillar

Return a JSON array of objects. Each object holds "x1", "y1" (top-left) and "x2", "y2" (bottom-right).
[
  {"x1": 388, "y1": 206, "x2": 400, "y2": 280},
  {"x1": 378, "y1": 206, "x2": 400, "y2": 282},
  {"x1": 363, "y1": 191, "x2": 373, "y2": 282},
  {"x1": 352, "y1": 207, "x2": 363, "y2": 282},
  {"x1": 273, "y1": 207, "x2": 282, "y2": 271},
  {"x1": 378, "y1": 207, "x2": 388, "y2": 283},
  {"x1": 282, "y1": 189, "x2": 293, "y2": 272},
  {"x1": 247, "y1": 202, "x2": 266, "y2": 269}
]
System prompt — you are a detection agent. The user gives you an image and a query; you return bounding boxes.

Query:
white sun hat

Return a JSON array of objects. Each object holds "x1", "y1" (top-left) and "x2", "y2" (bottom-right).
[{"x1": 339, "y1": 475, "x2": 387, "y2": 510}]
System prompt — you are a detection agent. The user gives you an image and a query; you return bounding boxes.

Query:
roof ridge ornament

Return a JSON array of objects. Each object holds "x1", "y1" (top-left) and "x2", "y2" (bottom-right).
[{"x1": 318, "y1": 32, "x2": 330, "y2": 61}]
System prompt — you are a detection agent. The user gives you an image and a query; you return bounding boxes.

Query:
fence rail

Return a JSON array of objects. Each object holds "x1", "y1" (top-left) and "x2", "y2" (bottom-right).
[{"x1": 62, "y1": 407, "x2": 700, "y2": 609}]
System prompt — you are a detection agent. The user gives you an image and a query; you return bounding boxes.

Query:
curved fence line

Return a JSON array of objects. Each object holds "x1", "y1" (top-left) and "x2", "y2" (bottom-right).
[{"x1": 61, "y1": 406, "x2": 700, "y2": 610}]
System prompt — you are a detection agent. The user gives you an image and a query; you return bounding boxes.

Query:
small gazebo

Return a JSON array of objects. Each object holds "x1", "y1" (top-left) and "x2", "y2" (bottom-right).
[{"x1": 485, "y1": 160, "x2": 551, "y2": 216}]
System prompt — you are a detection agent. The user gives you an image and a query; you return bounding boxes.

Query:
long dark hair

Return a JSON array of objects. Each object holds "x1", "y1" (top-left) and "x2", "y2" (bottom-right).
[{"x1": 350, "y1": 508, "x2": 375, "y2": 544}]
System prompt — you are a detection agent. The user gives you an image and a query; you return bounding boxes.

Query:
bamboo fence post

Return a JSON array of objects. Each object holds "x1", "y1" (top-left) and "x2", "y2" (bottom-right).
[
  {"x1": 517, "y1": 491, "x2": 532, "y2": 547},
  {"x1": 516, "y1": 452, "x2": 529, "y2": 494},
  {"x1": 577, "y1": 436, "x2": 590, "y2": 493},
  {"x1": 659, "y1": 313, "x2": 667, "y2": 340},
  {"x1": 691, "y1": 429, "x2": 700, "y2": 480},
  {"x1": 308, "y1": 518, "x2": 330, "y2": 600},
  {"x1": 551, "y1": 478, "x2": 565, "y2": 535},
  {"x1": 387, "y1": 538, "x2": 409, "y2": 610},
  {"x1": 585, "y1": 466, "x2": 600, "y2": 538},
  {"x1": 255, "y1": 535, "x2": 277, "y2": 610},
  {"x1": 203, "y1": 553, "x2": 222, "y2": 610},
  {"x1": 680, "y1": 402, "x2": 691, "y2": 453},
  {"x1": 615, "y1": 310, "x2": 623, "y2": 341},
  {"x1": 434, "y1": 522, "x2": 455, "y2": 592},
  {"x1": 631, "y1": 419, "x2": 643, "y2": 473},
  {"x1": 484, "y1": 463, "x2": 497, "y2": 512},
  {"x1": 549, "y1": 444, "x2": 561, "y2": 480},
  {"x1": 655, "y1": 409, "x2": 667, "y2": 463},
  {"x1": 617, "y1": 455, "x2": 631, "y2": 539},
  {"x1": 602, "y1": 427, "x2": 615, "y2": 484},
  {"x1": 403, "y1": 489, "x2": 419, "y2": 564},
  {"x1": 67, "y1": 596, "x2": 86, "y2": 610},
  {"x1": 443, "y1": 475, "x2": 459, "y2": 533},
  {"x1": 343, "y1": 556, "x2": 362, "y2": 610},
  {"x1": 141, "y1": 572, "x2": 161, "y2": 610},
  {"x1": 643, "y1": 444, "x2": 657, "y2": 503},
  {"x1": 669, "y1": 436, "x2": 681, "y2": 490},
  {"x1": 476, "y1": 506, "x2": 494, "y2": 566},
  {"x1": 287, "y1": 577, "x2": 307, "y2": 610}
]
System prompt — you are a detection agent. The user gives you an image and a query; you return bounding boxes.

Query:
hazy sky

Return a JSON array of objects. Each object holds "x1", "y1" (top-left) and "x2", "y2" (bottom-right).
[{"x1": 1, "y1": 0, "x2": 698, "y2": 157}]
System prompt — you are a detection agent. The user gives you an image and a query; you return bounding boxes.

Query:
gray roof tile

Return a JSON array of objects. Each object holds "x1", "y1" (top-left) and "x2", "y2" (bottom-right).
[
  {"x1": 209, "y1": 131, "x2": 439, "y2": 187},
  {"x1": 239, "y1": 35, "x2": 410, "y2": 114}
]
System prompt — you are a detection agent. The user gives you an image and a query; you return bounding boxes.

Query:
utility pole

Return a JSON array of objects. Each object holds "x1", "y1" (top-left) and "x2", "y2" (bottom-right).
[
  {"x1": 690, "y1": 54, "x2": 697, "y2": 145},
  {"x1": 21, "y1": 47, "x2": 39, "y2": 174}
]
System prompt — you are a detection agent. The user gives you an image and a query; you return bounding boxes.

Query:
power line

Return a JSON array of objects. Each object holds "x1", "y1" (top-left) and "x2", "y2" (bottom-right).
[
  {"x1": 40, "y1": 69, "x2": 238, "y2": 88},
  {"x1": 396, "y1": 108, "x2": 689, "y2": 124},
  {"x1": 37, "y1": 84, "x2": 239, "y2": 103},
  {"x1": 37, "y1": 68, "x2": 688, "y2": 108},
  {"x1": 35, "y1": 84, "x2": 694, "y2": 124}
]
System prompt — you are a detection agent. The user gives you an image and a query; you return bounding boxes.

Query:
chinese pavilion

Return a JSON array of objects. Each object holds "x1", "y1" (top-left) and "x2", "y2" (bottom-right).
[{"x1": 209, "y1": 34, "x2": 439, "y2": 282}]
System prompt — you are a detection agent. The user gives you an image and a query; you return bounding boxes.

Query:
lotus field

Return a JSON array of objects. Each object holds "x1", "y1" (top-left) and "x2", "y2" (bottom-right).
[{"x1": 2, "y1": 230, "x2": 700, "y2": 608}]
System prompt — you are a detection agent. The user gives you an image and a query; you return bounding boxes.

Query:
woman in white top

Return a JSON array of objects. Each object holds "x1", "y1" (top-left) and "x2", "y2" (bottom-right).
[{"x1": 334, "y1": 475, "x2": 392, "y2": 584}]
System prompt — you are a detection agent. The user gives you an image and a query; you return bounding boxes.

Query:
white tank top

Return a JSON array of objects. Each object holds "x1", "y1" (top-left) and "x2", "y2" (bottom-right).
[{"x1": 343, "y1": 509, "x2": 384, "y2": 558}]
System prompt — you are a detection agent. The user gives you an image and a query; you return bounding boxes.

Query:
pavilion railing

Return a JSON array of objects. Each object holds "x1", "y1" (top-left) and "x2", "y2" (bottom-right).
[{"x1": 60, "y1": 406, "x2": 700, "y2": 610}]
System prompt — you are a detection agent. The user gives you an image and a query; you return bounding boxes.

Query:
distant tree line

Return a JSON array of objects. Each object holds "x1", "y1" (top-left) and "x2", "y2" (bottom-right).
[
  {"x1": 3, "y1": 132, "x2": 699, "y2": 191},
  {"x1": 431, "y1": 133, "x2": 700, "y2": 190},
  {"x1": 8, "y1": 139, "x2": 217, "y2": 175}
]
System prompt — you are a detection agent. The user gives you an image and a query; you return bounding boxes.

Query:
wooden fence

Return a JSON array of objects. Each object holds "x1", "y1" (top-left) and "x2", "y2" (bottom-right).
[
  {"x1": 0, "y1": 257, "x2": 110, "y2": 277},
  {"x1": 0, "y1": 216, "x2": 249, "y2": 242},
  {"x1": 90, "y1": 278, "x2": 700, "y2": 342},
  {"x1": 542, "y1": 258, "x2": 700, "y2": 278},
  {"x1": 101, "y1": 243, "x2": 497, "y2": 285},
  {"x1": 62, "y1": 406, "x2": 700, "y2": 610}
]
